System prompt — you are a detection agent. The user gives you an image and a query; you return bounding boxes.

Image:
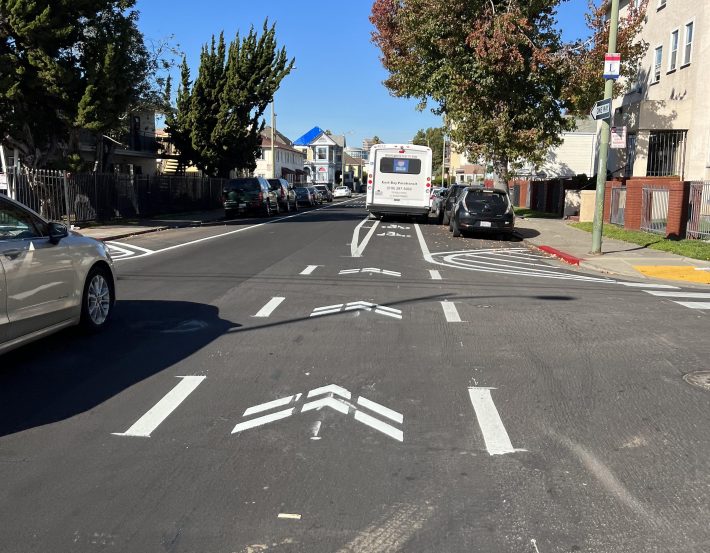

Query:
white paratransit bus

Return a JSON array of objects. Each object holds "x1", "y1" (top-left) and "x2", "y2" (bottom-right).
[{"x1": 366, "y1": 144, "x2": 433, "y2": 221}]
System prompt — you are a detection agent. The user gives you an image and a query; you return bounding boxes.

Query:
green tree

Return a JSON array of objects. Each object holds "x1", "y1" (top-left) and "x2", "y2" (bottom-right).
[
  {"x1": 167, "y1": 22, "x2": 293, "y2": 177},
  {"x1": 412, "y1": 127, "x2": 444, "y2": 175},
  {"x1": 0, "y1": 0, "x2": 158, "y2": 170},
  {"x1": 371, "y1": 0, "x2": 574, "y2": 190}
]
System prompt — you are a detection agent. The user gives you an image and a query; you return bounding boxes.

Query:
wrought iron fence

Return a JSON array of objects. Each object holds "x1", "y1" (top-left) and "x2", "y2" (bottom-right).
[
  {"x1": 4, "y1": 167, "x2": 225, "y2": 223},
  {"x1": 687, "y1": 181, "x2": 710, "y2": 240},
  {"x1": 610, "y1": 187, "x2": 626, "y2": 226},
  {"x1": 640, "y1": 186, "x2": 669, "y2": 234}
]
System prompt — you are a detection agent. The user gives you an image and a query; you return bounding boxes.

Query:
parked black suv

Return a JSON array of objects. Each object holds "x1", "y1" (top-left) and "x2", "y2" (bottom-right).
[
  {"x1": 450, "y1": 187, "x2": 515, "y2": 238},
  {"x1": 223, "y1": 177, "x2": 279, "y2": 218},
  {"x1": 438, "y1": 184, "x2": 468, "y2": 225},
  {"x1": 268, "y1": 178, "x2": 298, "y2": 212}
]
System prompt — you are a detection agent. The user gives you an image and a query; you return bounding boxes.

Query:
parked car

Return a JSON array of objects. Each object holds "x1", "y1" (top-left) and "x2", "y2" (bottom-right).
[
  {"x1": 294, "y1": 186, "x2": 316, "y2": 207},
  {"x1": 268, "y1": 178, "x2": 298, "y2": 212},
  {"x1": 438, "y1": 184, "x2": 468, "y2": 225},
  {"x1": 308, "y1": 186, "x2": 324, "y2": 205},
  {"x1": 333, "y1": 186, "x2": 352, "y2": 199},
  {"x1": 223, "y1": 177, "x2": 279, "y2": 218},
  {"x1": 428, "y1": 187, "x2": 447, "y2": 218},
  {"x1": 449, "y1": 186, "x2": 515, "y2": 238},
  {"x1": 0, "y1": 195, "x2": 116, "y2": 355},
  {"x1": 314, "y1": 184, "x2": 333, "y2": 202}
]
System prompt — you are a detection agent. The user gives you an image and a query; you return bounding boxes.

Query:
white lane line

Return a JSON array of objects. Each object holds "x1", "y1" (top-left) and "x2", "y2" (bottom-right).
[
  {"x1": 467, "y1": 387, "x2": 518, "y2": 455},
  {"x1": 308, "y1": 384, "x2": 352, "y2": 400},
  {"x1": 619, "y1": 282, "x2": 680, "y2": 289},
  {"x1": 277, "y1": 513, "x2": 302, "y2": 520},
  {"x1": 232, "y1": 408, "x2": 295, "y2": 434},
  {"x1": 441, "y1": 301, "x2": 462, "y2": 323},
  {"x1": 381, "y1": 270, "x2": 402, "y2": 277},
  {"x1": 243, "y1": 395, "x2": 296, "y2": 417},
  {"x1": 674, "y1": 301, "x2": 710, "y2": 309},
  {"x1": 117, "y1": 196, "x2": 362, "y2": 262},
  {"x1": 429, "y1": 270, "x2": 442, "y2": 280},
  {"x1": 300, "y1": 265, "x2": 320, "y2": 275},
  {"x1": 356, "y1": 396, "x2": 404, "y2": 424},
  {"x1": 352, "y1": 219, "x2": 380, "y2": 257},
  {"x1": 353, "y1": 411, "x2": 404, "y2": 442},
  {"x1": 644, "y1": 291, "x2": 710, "y2": 298},
  {"x1": 350, "y1": 217, "x2": 370, "y2": 257},
  {"x1": 414, "y1": 224, "x2": 434, "y2": 262},
  {"x1": 107, "y1": 240, "x2": 154, "y2": 254},
  {"x1": 254, "y1": 296, "x2": 285, "y2": 317},
  {"x1": 113, "y1": 376, "x2": 205, "y2": 437}
]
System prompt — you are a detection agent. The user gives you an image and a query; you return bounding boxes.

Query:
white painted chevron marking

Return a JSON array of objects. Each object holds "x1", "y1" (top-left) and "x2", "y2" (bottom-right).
[
  {"x1": 301, "y1": 397, "x2": 350, "y2": 415},
  {"x1": 356, "y1": 396, "x2": 403, "y2": 423},
  {"x1": 354, "y1": 411, "x2": 404, "y2": 442},
  {"x1": 307, "y1": 384, "x2": 351, "y2": 400},
  {"x1": 232, "y1": 408, "x2": 295, "y2": 434},
  {"x1": 243, "y1": 394, "x2": 299, "y2": 417}
]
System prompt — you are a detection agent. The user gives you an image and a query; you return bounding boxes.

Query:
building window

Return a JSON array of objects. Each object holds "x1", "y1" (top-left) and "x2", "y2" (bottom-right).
[
  {"x1": 652, "y1": 46, "x2": 662, "y2": 83},
  {"x1": 316, "y1": 146, "x2": 327, "y2": 160},
  {"x1": 646, "y1": 130, "x2": 687, "y2": 178},
  {"x1": 669, "y1": 30, "x2": 679, "y2": 71},
  {"x1": 625, "y1": 134, "x2": 637, "y2": 178},
  {"x1": 683, "y1": 21, "x2": 694, "y2": 66},
  {"x1": 257, "y1": 148, "x2": 264, "y2": 160}
]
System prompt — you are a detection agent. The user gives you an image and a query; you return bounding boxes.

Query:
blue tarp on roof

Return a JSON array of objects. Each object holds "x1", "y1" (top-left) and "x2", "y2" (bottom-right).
[{"x1": 293, "y1": 126, "x2": 324, "y2": 146}]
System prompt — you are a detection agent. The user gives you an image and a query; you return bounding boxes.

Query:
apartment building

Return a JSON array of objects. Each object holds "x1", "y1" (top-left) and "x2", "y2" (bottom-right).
[{"x1": 609, "y1": 0, "x2": 709, "y2": 180}]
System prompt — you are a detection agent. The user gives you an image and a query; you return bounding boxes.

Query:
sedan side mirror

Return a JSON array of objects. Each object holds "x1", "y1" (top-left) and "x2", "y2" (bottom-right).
[{"x1": 48, "y1": 222, "x2": 69, "y2": 244}]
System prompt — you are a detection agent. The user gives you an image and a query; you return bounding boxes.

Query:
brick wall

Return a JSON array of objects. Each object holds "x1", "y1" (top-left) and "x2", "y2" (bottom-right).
[{"x1": 606, "y1": 177, "x2": 690, "y2": 238}]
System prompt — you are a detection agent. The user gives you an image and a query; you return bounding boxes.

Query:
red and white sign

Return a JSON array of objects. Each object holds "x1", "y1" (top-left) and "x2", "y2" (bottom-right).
[
  {"x1": 604, "y1": 53, "x2": 621, "y2": 80},
  {"x1": 611, "y1": 126, "x2": 627, "y2": 149},
  {"x1": 318, "y1": 167, "x2": 326, "y2": 172}
]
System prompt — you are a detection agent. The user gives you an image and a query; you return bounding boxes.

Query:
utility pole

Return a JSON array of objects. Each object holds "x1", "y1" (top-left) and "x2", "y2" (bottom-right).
[
  {"x1": 591, "y1": 0, "x2": 620, "y2": 254},
  {"x1": 442, "y1": 119, "x2": 447, "y2": 187},
  {"x1": 270, "y1": 100, "x2": 276, "y2": 179}
]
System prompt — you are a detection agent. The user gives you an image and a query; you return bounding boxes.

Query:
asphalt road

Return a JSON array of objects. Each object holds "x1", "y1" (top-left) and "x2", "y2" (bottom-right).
[{"x1": 1, "y1": 196, "x2": 709, "y2": 553}]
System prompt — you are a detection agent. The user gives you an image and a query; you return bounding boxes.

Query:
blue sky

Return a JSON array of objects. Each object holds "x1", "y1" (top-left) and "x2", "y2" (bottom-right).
[{"x1": 136, "y1": 0, "x2": 592, "y2": 149}]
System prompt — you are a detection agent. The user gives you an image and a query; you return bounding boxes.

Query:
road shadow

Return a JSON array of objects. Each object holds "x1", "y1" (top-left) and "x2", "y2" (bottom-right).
[{"x1": 0, "y1": 300, "x2": 237, "y2": 438}]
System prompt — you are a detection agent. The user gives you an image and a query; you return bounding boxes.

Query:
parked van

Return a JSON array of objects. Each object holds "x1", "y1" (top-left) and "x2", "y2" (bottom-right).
[{"x1": 366, "y1": 144, "x2": 433, "y2": 220}]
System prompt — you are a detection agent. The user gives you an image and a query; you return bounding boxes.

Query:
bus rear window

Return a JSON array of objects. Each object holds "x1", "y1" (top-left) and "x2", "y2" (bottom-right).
[{"x1": 379, "y1": 157, "x2": 422, "y2": 175}]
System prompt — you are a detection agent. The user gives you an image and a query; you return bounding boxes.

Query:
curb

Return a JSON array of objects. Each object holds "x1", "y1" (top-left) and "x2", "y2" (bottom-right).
[{"x1": 534, "y1": 245, "x2": 583, "y2": 266}]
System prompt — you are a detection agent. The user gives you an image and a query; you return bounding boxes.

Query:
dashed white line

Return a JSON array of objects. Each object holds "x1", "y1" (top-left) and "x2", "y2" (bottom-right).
[
  {"x1": 254, "y1": 296, "x2": 285, "y2": 317},
  {"x1": 113, "y1": 376, "x2": 205, "y2": 438},
  {"x1": 467, "y1": 387, "x2": 518, "y2": 455},
  {"x1": 300, "y1": 265, "x2": 320, "y2": 275},
  {"x1": 429, "y1": 270, "x2": 442, "y2": 280},
  {"x1": 441, "y1": 301, "x2": 462, "y2": 322},
  {"x1": 277, "y1": 513, "x2": 302, "y2": 520}
]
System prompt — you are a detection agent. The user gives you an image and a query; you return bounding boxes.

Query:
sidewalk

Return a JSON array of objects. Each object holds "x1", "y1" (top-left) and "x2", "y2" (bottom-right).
[
  {"x1": 516, "y1": 218, "x2": 710, "y2": 286},
  {"x1": 73, "y1": 209, "x2": 225, "y2": 241}
]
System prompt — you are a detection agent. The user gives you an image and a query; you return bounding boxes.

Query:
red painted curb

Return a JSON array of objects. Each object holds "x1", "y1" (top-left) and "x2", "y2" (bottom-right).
[{"x1": 536, "y1": 245, "x2": 582, "y2": 266}]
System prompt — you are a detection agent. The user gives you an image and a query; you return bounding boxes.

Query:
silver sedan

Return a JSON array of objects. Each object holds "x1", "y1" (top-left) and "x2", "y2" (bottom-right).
[{"x1": 0, "y1": 195, "x2": 116, "y2": 355}]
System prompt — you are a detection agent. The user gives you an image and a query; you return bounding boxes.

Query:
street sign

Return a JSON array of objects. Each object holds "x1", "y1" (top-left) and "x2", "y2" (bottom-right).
[
  {"x1": 591, "y1": 98, "x2": 612, "y2": 121},
  {"x1": 604, "y1": 53, "x2": 621, "y2": 80},
  {"x1": 611, "y1": 126, "x2": 627, "y2": 149}
]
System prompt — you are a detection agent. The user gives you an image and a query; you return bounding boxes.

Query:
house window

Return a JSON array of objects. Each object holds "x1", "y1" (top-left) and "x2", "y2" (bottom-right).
[
  {"x1": 257, "y1": 148, "x2": 264, "y2": 160},
  {"x1": 646, "y1": 130, "x2": 687, "y2": 177},
  {"x1": 669, "y1": 30, "x2": 679, "y2": 71},
  {"x1": 683, "y1": 21, "x2": 694, "y2": 66},
  {"x1": 316, "y1": 146, "x2": 327, "y2": 160},
  {"x1": 652, "y1": 46, "x2": 662, "y2": 83},
  {"x1": 625, "y1": 134, "x2": 637, "y2": 178}
]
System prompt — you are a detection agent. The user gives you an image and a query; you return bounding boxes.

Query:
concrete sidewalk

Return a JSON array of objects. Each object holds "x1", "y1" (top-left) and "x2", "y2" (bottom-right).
[
  {"x1": 73, "y1": 209, "x2": 225, "y2": 241},
  {"x1": 517, "y1": 218, "x2": 710, "y2": 286}
]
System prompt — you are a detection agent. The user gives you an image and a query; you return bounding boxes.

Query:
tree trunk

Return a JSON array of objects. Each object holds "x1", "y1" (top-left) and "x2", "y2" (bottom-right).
[{"x1": 491, "y1": 156, "x2": 510, "y2": 193}]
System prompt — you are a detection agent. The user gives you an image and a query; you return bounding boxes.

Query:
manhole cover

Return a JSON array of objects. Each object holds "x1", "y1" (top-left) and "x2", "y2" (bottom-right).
[{"x1": 683, "y1": 371, "x2": 710, "y2": 391}]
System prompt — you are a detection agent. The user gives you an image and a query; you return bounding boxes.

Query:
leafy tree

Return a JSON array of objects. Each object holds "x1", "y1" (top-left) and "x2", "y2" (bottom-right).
[
  {"x1": 167, "y1": 21, "x2": 293, "y2": 177},
  {"x1": 562, "y1": 0, "x2": 648, "y2": 115},
  {"x1": 371, "y1": 135, "x2": 382, "y2": 144},
  {"x1": 412, "y1": 127, "x2": 443, "y2": 174},
  {"x1": 371, "y1": 0, "x2": 574, "y2": 190},
  {"x1": 0, "y1": 1, "x2": 160, "y2": 170}
]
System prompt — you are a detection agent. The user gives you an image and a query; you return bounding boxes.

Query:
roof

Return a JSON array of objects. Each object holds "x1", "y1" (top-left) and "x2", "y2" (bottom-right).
[{"x1": 293, "y1": 126, "x2": 324, "y2": 146}]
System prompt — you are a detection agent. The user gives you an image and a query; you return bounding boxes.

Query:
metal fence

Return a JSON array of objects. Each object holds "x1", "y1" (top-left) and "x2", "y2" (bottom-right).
[
  {"x1": 646, "y1": 130, "x2": 686, "y2": 178},
  {"x1": 3, "y1": 167, "x2": 225, "y2": 223},
  {"x1": 687, "y1": 181, "x2": 710, "y2": 240},
  {"x1": 640, "y1": 186, "x2": 669, "y2": 234},
  {"x1": 610, "y1": 187, "x2": 626, "y2": 226}
]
